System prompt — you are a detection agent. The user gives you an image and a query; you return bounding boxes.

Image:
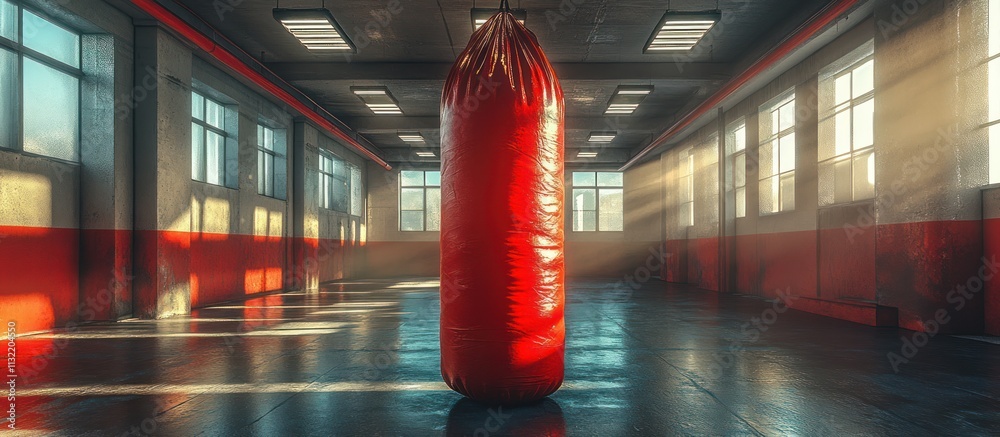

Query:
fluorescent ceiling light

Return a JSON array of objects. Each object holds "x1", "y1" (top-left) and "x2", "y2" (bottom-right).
[
  {"x1": 577, "y1": 152, "x2": 599, "y2": 158},
  {"x1": 588, "y1": 132, "x2": 618, "y2": 142},
  {"x1": 398, "y1": 132, "x2": 425, "y2": 143},
  {"x1": 471, "y1": 8, "x2": 527, "y2": 31},
  {"x1": 604, "y1": 85, "x2": 654, "y2": 116},
  {"x1": 274, "y1": 8, "x2": 356, "y2": 53},
  {"x1": 415, "y1": 151, "x2": 437, "y2": 158},
  {"x1": 645, "y1": 11, "x2": 721, "y2": 53},
  {"x1": 351, "y1": 86, "x2": 403, "y2": 115}
]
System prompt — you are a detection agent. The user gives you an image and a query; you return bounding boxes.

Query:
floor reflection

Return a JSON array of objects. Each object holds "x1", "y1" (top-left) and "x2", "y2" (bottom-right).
[{"x1": 445, "y1": 397, "x2": 566, "y2": 437}]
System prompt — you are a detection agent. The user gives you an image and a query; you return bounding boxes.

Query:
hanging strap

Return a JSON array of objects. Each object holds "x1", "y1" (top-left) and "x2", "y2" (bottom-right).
[{"x1": 499, "y1": 0, "x2": 511, "y2": 12}]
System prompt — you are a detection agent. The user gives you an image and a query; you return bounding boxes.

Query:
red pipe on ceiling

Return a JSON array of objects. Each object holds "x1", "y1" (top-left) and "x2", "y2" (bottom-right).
[
  {"x1": 129, "y1": 0, "x2": 392, "y2": 171},
  {"x1": 619, "y1": 0, "x2": 860, "y2": 171}
]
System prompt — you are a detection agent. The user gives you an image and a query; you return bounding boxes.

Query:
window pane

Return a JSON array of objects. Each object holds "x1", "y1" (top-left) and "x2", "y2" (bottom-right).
[
  {"x1": 264, "y1": 153, "x2": 274, "y2": 196},
  {"x1": 257, "y1": 150, "x2": 265, "y2": 194},
  {"x1": 992, "y1": 0, "x2": 1000, "y2": 57},
  {"x1": 779, "y1": 133, "x2": 796, "y2": 174},
  {"x1": 599, "y1": 189, "x2": 624, "y2": 231},
  {"x1": 760, "y1": 177, "x2": 778, "y2": 214},
  {"x1": 333, "y1": 178, "x2": 349, "y2": 212},
  {"x1": 264, "y1": 127, "x2": 274, "y2": 151},
  {"x1": 192, "y1": 93, "x2": 204, "y2": 121},
  {"x1": 192, "y1": 123, "x2": 205, "y2": 181},
  {"x1": 853, "y1": 60, "x2": 874, "y2": 97},
  {"x1": 778, "y1": 100, "x2": 795, "y2": 131},
  {"x1": 572, "y1": 172, "x2": 596, "y2": 187},
  {"x1": 426, "y1": 187, "x2": 441, "y2": 231},
  {"x1": 400, "y1": 211, "x2": 424, "y2": 232},
  {"x1": 780, "y1": 172, "x2": 795, "y2": 211},
  {"x1": 351, "y1": 166, "x2": 363, "y2": 216},
  {"x1": 0, "y1": 48, "x2": 14, "y2": 150},
  {"x1": 734, "y1": 153, "x2": 746, "y2": 188},
  {"x1": 853, "y1": 150, "x2": 875, "y2": 200},
  {"x1": 0, "y1": 0, "x2": 15, "y2": 41},
  {"x1": 835, "y1": 110, "x2": 852, "y2": 157},
  {"x1": 835, "y1": 156, "x2": 852, "y2": 204},
  {"x1": 205, "y1": 98, "x2": 224, "y2": 130},
  {"x1": 425, "y1": 171, "x2": 441, "y2": 187},
  {"x1": 275, "y1": 156, "x2": 287, "y2": 200},
  {"x1": 991, "y1": 124, "x2": 1000, "y2": 184},
  {"x1": 853, "y1": 99, "x2": 875, "y2": 149},
  {"x1": 735, "y1": 187, "x2": 746, "y2": 218},
  {"x1": 574, "y1": 211, "x2": 596, "y2": 232},
  {"x1": 679, "y1": 175, "x2": 692, "y2": 203},
  {"x1": 835, "y1": 74, "x2": 851, "y2": 106},
  {"x1": 22, "y1": 10, "x2": 79, "y2": 68},
  {"x1": 572, "y1": 188, "x2": 596, "y2": 211},
  {"x1": 401, "y1": 188, "x2": 425, "y2": 210},
  {"x1": 206, "y1": 131, "x2": 224, "y2": 185},
  {"x1": 819, "y1": 161, "x2": 835, "y2": 206},
  {"x1": 730, "y1": 123, "x2": 746, "y2": 152},
  {"x1": 597, "y1": 172, "x2": 623, "y2": 187},
  {"x1": 679, "y1": 202, "x2": 692, "y2": 227},
  {"x1": 23, "y1": 58, "x2": 78, "y2": 161},
  {"x1": 758, "y1": 142, "x2": 774, "y2": 178},
  {"x1": 401, "y1": 170, "x2": 423, "y2": 186}
]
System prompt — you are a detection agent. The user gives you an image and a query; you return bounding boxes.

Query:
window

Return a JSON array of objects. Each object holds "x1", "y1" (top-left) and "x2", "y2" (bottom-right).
[
  {"x1": 399, "y1": 170, "x2": 441, "y2": 232},
  {"x1": 989, "y1": 1, "x2": 1000, "y2": 183},
  {"x1": 678, "y1": 149, "x2": 694, "y2": 226},
  {"x1": 319, "y1": 151, "x2": 363, "y2": 216},
  {"x1": 726, "y1": 119, "x2": 747, "y2": 218},
  {"x1": 0, "y1": 2, "x2": 81, "y2": 161},
  {"x1": 758, "y1": 91, "x2": 796, "y2": 214},
  {"x1": 572, "y1": 172, "x2": 624, "y2": 232},
  {"x1": 819, "y1": 41, "x2": 875, "y2": 205},
  {"x1": 257, "y1": 124, "x2": 287, "y2": 200},
  {"x1": 192, "y1": 92, "x2": 236, "y2": 188}
]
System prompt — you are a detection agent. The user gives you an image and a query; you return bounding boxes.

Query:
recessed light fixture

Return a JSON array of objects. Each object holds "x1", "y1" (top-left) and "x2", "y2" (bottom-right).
[
  {"x1": 415, "y1": 151, "x2": 437, "y2": 158},
  {"x1": 577, "y1": 151, "x2": 599, "y2": 158},
  {"x1": 398, "y1": 132, "x2": 425, "y2": 143},
  {"x1": 351, "y1": 86, "x2": 403, "y2": 115},
  {"x1": 605, "y1": 85, "x2": 654, "y2": 116},
  {"x1": 588, "y1": 132, "x2": 618, "y2": 142},
  {"x1": 471, "y1": 8, "x2": 527, "y2": 30},
  {"x1": 273, "y1": 8, "x2": 356, "y2": 53},
  {"x1": 644, "y1": 11, "x2": 721, "y2": 53}
]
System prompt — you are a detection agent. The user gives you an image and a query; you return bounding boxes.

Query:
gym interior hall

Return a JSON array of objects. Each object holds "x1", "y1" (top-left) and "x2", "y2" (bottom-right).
[{"x1": 2, "y1": 0, "x2": 999, "y2": 435}]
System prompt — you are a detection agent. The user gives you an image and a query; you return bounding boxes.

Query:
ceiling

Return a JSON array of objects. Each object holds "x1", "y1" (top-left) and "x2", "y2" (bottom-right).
[{"x1": 169, "y1": 0, "x2": 836, "y2": 167}]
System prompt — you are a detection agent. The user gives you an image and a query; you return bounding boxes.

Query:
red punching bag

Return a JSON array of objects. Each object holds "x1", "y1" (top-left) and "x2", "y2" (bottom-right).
[{"x1": 439, "y1": 2, "x2": 565, "y2": 405}]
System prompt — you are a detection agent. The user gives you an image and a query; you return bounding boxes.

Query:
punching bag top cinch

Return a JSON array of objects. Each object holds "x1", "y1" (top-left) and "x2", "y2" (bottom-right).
[{"x1": 439, "y1": 1, "x2": 566, "y2": 406}]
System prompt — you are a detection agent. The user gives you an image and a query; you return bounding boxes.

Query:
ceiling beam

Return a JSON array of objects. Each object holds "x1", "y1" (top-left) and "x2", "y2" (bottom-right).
[
  {"x1": 266, "y1": 62, "x2": 731, "y2": 82},
  {"x1": 347, "y1": 116, "x2": 669, "y2": 132}
]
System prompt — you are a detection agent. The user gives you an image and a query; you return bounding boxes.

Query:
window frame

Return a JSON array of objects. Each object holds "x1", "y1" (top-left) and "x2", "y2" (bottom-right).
[
  {"x1": 988, "y1": 0, "x2": 1000, "y2": 183},
  {"x1": 571, "y1": 171, "x2": 624, "y2": 232},
  {"x1": 0, "y1": 2, "x2": 83, "y2": 162},
  {"x1": 191, "y1": 91, "x2": 235, "y2": 187},
  {"x1": 676, "y1": 149, "x2": 695, "y2": 227},
  {"x1": 256, "y1": 123, "x2": 287, "y2": 200},
  {"x1": 758, "y1": 90, "x2": 797, "y2": 215},
  {"x1": 399, "y1": 170, "x2": 441, "y2": 232},
  {"x1": 726, "y1": 118, "x2": 748, "y2": 219},
  {"x1": 818, "y1": 45, "x2": 875, "y2": 206}
]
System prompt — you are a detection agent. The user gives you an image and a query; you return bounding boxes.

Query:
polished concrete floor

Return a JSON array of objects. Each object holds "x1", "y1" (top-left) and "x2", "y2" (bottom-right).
[{"x1": 10, "y1": 278, "x2": 1000, "y2": 436}]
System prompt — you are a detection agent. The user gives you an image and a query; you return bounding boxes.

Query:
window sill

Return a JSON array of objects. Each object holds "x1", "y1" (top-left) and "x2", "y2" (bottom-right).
[{"x1": 191, "y1": 179, "x2": 238, "y2": 191}]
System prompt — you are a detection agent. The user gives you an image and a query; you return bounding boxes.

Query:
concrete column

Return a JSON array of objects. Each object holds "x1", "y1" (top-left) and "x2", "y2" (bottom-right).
[
  {"x1": 132, "y1": 24, "x2": 193, "y2": 319},
  {"x1": 292, "y1": 121, "x2": 320, "y2": 290},
  {"x1": 79, "y1": 33, "x2": 134, "y2": 321}
]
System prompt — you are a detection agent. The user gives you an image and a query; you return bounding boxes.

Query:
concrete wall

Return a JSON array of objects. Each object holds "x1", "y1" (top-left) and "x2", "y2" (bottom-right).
[
  {"x1": 364, "y1": 164, "x2": 440, "y2": 278},
  {"x1": 0, "y1": 1, "x2": 373, "y2": 331},
  {"x1": 0, "y1": 0, "x2": 131, "y2": 333},
  {"x1": 657, "y1": 0, "x2": 999, "y2": 333}
]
